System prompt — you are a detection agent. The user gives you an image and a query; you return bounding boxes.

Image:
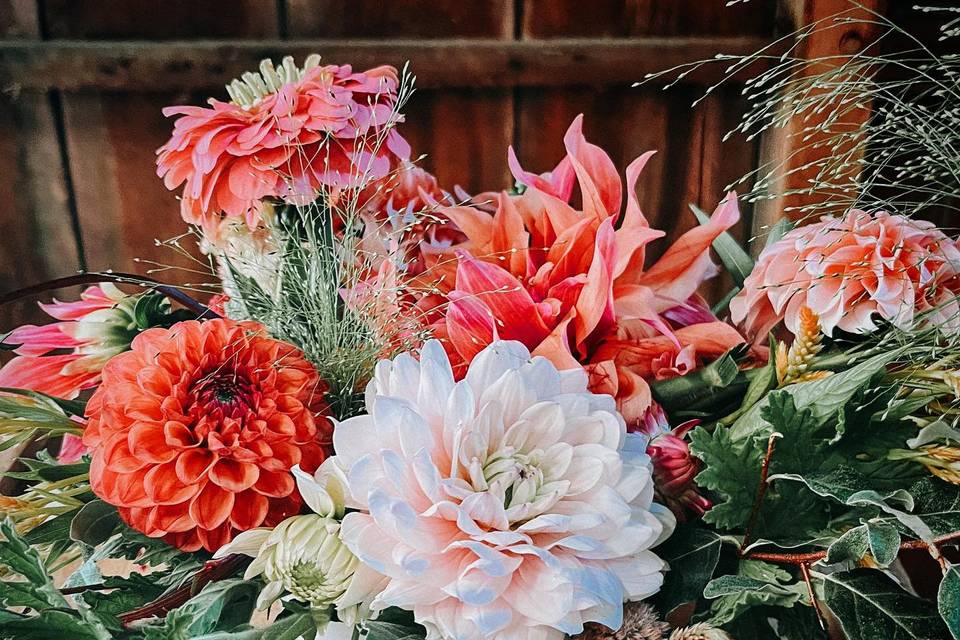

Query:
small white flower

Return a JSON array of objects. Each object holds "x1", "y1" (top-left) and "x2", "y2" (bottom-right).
[{"x1": 214, "y1": 514, "x2": 376, "y2": 614}]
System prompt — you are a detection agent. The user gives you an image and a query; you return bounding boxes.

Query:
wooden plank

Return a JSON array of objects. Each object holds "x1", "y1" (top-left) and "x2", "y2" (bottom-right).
[
  {"x1": 287, "y1": 0, "x2": 513, "y2": 38},
  {"x1": 60, "y1": 90, "x2": 218, "y2": 290},
  {"x1": 752, "y1": 0, "x2": 882, "y2": 233},
  {"x1": 286, "y1": 1, "x2": 515, "y2": 194},
  {"x1": 0, "y1": 36, "x2": 775, "y2": 92},
  {"x1": 41, "y1": 0, "x2": 280, "y2": 39},
  {"x1": 523, "y1": 0, "x2": 774, "y2": 37},
  {"x1": 516, "y1": 1, "x2": 768, "y2": 304}
]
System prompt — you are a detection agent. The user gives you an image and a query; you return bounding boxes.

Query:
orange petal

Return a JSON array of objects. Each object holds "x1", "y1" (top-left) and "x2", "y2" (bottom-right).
[
  {"x1": 253, "y1": 469, "x2": 294, "y2": 498},
  {"x1": 230, "y1": 489, "x2": 269, "y2": 530},
  {"x1": 144, "y1": 461, "x2": 201, "y2": 505},
  {"x1": 189, "y1": 481, "x2": 234, "y2": 530},
  {"x1": 209, "y1": 459, "x2": 259, "y2": 493}
]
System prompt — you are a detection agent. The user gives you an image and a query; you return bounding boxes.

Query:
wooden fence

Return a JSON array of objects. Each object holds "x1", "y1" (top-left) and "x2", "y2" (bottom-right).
[{"x1": 0, "y1": 0, "x2": 880, "y2": 326}]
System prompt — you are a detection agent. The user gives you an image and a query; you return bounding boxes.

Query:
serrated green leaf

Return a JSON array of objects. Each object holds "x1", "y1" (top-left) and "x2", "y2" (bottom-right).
[
  {"x1": 690, "y1": 424, "x2": 761, "y2": 530},
  {"x1": 730, "y1": 349, "x2": 900, "y2": 442},
  {"x1": 653, "y1": 525, "x2": 723, "y2": 618},
  {"x1": 69, "y1": 500, "x2": 120, "y2": 547},
  {"x1": 940, "y1": 564, "x2": 960, "y2": 639},
  {"x1": 822, "y1": 569, "x2": 945, "y2": 640},
  {"x1": 0, "y1": 609, "x2": 106, "y2": 639},
  {"x1": 691, "y1": 203, "x2": 753, "y2": 287},
  {"x1": 702, "y1": 560, "x2": 806, "y2": 626}
]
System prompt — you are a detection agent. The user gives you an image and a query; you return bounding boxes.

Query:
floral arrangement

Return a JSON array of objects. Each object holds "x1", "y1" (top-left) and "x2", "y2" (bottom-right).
[{"x1": 3, "y1": 12, "x2": 960, "y2": 638}]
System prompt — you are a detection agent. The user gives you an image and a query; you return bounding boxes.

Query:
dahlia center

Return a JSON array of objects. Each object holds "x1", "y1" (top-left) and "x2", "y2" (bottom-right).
[
  {"x1": 193, "y1": 372, "x2": 255, "y2": 419},
  {"x1": 483, "y1": 447, "x2": 548, "y2": 516}
]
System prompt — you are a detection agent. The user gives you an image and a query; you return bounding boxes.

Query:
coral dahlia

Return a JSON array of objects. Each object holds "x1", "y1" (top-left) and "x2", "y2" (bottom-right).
[
  {"x1": 731, "y1": 209, "x2": 960, "y2": 340},
  {"x1": 82, "y1": 319, "x2": 333, "y2": 552},
  {"x1": 334, "y1": 339, "x2": 674, "y2": 640}
]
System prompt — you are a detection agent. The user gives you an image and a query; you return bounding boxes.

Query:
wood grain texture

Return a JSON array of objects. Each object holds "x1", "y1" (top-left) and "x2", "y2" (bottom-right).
[
  {"x1": 41, "y1": 0, "x2": 280, "y2": 39},
  {"x1": 286, "y1": 0, "x2": 513, "y2": 38},
  {"x1": 0, "y1": 37, "x2": 774, "y2": 92},
  {"x1": 0, "y1": 0, "x2": 81, "y2": 329},
  {"x1": 752, "y1": 0, "x2": 882, "y2": 232}
]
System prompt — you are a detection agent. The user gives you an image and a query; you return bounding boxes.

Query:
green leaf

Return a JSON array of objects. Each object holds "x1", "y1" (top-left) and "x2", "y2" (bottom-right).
[
  {"x1": 652, "y1": 347, "x2": 745, "y2": 412},
  {"x1": 0, "y1": 609, "x2": 107, "y2": 639},
  {"x1": 826, "y1": 521, "x2": 900, "y2": 567},
  {"x1": 730, "y1": 349, "x2": 900, "y2": 442},
  {"x1": 691, "y1": 203, "x2": 753, "y2": 287},
  {"x1": 653, "y1": 525, "x2": 723, "y2": 618},
  {"x1": 191, "y1": 611, "x2": 316, "y2": 640},
  {"x1": 907, "y1": 478, "x2": 960, "y2": 537},
  {"x1": 690, "y1": 424, "x2": 762, "y2": 530},
  {"x1": 771, "y1": 466, "x2": 932, "y2": 542},
  {"x1": 702, "y1": 560, "x2": 806, "y2": 626},
  {"x1": 69, "y1": 500, "x2": 120, "y2": 547},
  {"x1": 23, "y1": 510, "x2": 78, "y2": 545},
  {"x1": 940, "y1": 564, "x2": 960, "y2": 639},
  {"x1": 0, "y1": 387, "x2": 86, "y2": 418},
  {"x1": 764, "y1": 217, "x2": 795, "y2": 248},
  {"x1": 144, "y1": 579, "x2": 259, "y2": 640},
  {"x1": 822, "y1": 569, "x2": 946, "y2": 640},
  {"x1": 364, "y1": 620, "x2": 427, "y2": 640},
  {"x1": 36, "y1": 461, "x2": 89, "y2": 482},
  {"x1": 0, "y1": 518, "x2": 52, "y2": 586}
]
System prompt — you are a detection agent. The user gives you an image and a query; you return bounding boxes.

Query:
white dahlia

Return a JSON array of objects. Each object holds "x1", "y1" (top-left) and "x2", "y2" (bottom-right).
[{"x1": 334, "y1": 340, "x2": 675, "y2": 640}]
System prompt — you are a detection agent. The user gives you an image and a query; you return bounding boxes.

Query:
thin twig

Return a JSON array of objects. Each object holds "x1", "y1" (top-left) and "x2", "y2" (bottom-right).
[
  {"x1": 745, "y1": 531, "x2": 960, "y2": 565},
  {"x1": 739, "y1": 432, "x2": 781, "y2": 556},
  {"x1": 0, "y1": 272, "x2": 220, "y2": 320},
  {"x1": 800, "y1": 562, "x2": 827, "y2": 631}
]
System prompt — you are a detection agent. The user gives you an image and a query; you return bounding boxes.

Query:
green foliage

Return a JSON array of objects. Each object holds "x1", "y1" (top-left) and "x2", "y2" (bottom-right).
[
  {"x1": 702, "y1": 560, "x2": 807, "y2": 627},
  {"x1": 140, "y1": 579, "x2": 259, "y2": 640},
  {"x1": 0, "y1": 519, "x2": 112, "y2": 640},
  {"x1": 69, "y1": 499, "x2": 121, "y2": 547},
  {"x1": 653, "y1": 524, "x2": 723, "y2": 619},
  {"x1": 825, "y1": 521, "x2": 900, "y2": 568},
  {"x1": 940, "y1": 565, "x2": 960, "y2": 640},
  {"x1": 821, "y1": 570, "x2": 946, "y2": 640}
]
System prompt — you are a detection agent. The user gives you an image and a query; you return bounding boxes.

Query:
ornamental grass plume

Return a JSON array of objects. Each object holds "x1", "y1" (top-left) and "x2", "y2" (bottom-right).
[
  {"x1": 82, "y1": 318, "x2": 333, "y2": 552},
  {"x1": 775, "y1": 306, "x2": 830, "y2": 386},
  {"x1": 332, "y1": 339, "x2": 675, "y2": 640}
]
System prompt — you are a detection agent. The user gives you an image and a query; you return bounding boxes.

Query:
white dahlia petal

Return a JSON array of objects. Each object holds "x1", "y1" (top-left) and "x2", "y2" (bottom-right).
[{"x1": 335, "y1": 340, "x2": 673, "y2": 640}]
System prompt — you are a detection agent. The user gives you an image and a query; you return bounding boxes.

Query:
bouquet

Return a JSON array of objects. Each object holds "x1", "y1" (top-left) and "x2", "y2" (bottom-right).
[{"x1": 2, "y1": 8, "x2": 960, "y2": 638}]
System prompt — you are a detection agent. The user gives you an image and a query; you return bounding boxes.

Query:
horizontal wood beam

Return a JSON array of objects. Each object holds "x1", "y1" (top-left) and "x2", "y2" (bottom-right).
[{"x1": 0, "y1": 37, "x2": 772, "y2": 92}]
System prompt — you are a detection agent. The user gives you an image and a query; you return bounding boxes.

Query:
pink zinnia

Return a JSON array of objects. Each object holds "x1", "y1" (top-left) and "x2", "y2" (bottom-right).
[
  {"x1": 731, "y1": 210, "x2": 960, "y2": 339},
  {"x1": 156, "y1": 56, "x2": 411, "y2": 235}
]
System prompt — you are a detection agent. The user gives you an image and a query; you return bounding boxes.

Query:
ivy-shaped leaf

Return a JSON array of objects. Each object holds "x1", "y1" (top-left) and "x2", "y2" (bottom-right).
[{"x1": 822, "y1": 569, "x2": 946, "y2": 640}]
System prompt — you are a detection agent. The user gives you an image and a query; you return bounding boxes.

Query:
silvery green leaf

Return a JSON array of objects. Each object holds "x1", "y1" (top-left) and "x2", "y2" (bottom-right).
[
  {"x1": 939, "y1": 564, "x2": 960, "y2": 639},
  {"x1": 822, "y1": 570, "x2": 945, "y2": 640}
]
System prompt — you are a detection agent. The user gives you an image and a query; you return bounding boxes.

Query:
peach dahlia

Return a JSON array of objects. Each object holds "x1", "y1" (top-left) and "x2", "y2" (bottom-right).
[{"x1": 82, "y1": 318, "x2": 333, "y2": 552}]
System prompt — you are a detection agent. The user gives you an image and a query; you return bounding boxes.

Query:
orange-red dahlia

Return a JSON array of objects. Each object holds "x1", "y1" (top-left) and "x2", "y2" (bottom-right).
[{"x1": 82, "y1": 318, "x2": 332, "y2": 552}]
